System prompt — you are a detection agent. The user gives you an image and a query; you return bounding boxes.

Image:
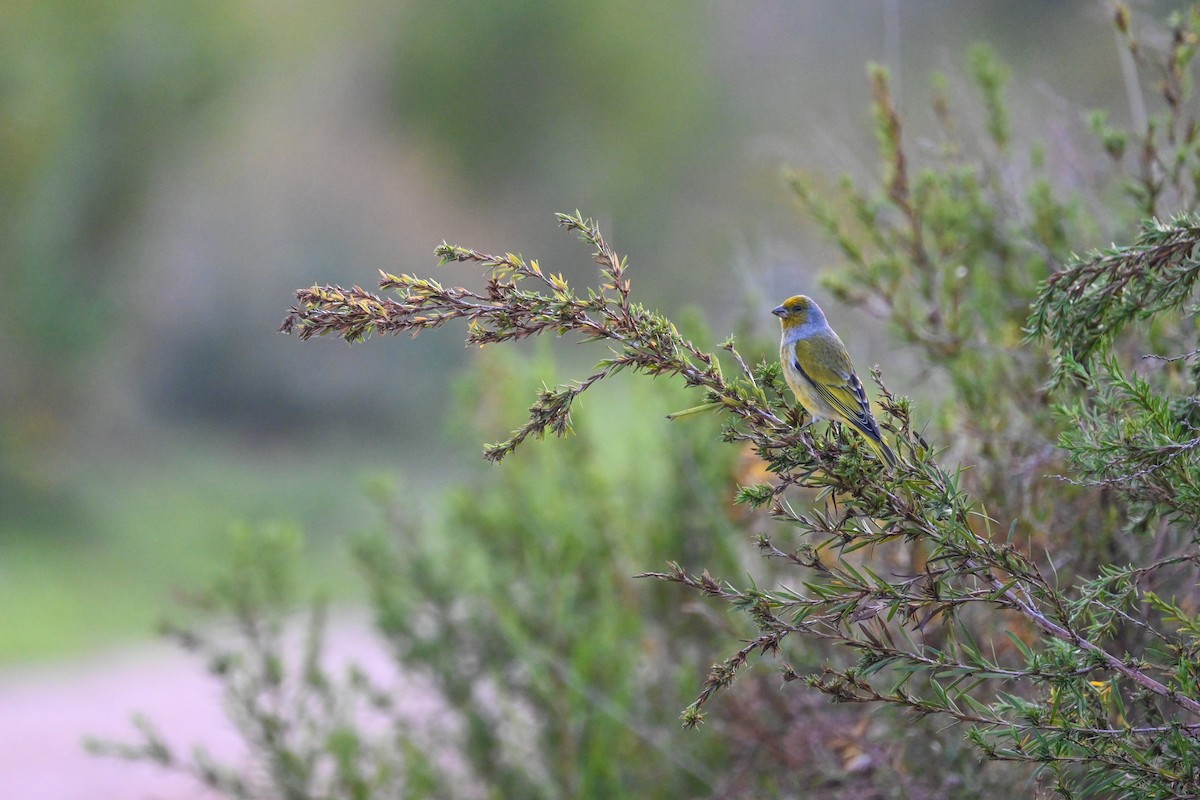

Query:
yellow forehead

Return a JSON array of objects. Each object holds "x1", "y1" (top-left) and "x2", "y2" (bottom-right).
[{"x1": 781, "y1": 295, "x2": 813, "y2": 312}]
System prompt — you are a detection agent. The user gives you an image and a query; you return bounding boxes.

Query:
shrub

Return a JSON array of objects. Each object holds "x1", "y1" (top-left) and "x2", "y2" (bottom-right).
[{"x1": 99, "y1": 7, "x2": 1200, "y2": 799}]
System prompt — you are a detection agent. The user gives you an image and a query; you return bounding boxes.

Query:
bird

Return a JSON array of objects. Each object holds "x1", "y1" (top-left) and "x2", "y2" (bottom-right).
[{"x1": 773, "y1": 295, "x2": 896, "y2": 467}]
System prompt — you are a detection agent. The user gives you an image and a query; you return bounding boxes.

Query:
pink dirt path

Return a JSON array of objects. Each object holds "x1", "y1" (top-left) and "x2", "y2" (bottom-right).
[
  {"x1": 0, "y1": 613, "x2": 411, "y2": 800},
  {"x1": 0, "y1": 643, "x2": 233, "y2": 800}
]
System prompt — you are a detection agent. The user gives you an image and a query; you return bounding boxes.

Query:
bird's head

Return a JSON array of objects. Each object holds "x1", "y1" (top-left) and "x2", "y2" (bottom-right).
[{"x1": 771, "y1": 295, "x2": 826, "y2": 329}]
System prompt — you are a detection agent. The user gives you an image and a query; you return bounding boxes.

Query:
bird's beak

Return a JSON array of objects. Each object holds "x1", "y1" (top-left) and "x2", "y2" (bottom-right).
[{"x1": 771, "y1": 305, "x2": 787, "y2": 318}]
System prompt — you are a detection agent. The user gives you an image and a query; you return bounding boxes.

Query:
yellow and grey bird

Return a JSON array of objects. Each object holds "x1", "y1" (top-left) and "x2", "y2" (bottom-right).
[{"x1": 773, "y1": 295, "x2": 896, "y2": 467}]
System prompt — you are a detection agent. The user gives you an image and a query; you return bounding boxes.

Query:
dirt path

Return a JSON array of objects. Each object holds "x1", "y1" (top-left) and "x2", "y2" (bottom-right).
[
  {"x1": 0, "y1": 612, "x2": 459, "y2": 800},
  {"x1": 0, "y1": 643, "x2": 234, "y2": 800}
]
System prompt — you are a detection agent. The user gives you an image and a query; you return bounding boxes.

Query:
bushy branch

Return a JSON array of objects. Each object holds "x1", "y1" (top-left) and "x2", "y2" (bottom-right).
[
  {"x1": 164, "y1": 9, "x2": 1200, "y2": 796},
  {"x1": 1029, "y1": 215, "x2": 1200, "y2": 382},
  {"x1": 281, "y1": 208, "x2": 1200, "y2": 796},
  {"x1": 282, "y1": 214, "x2": 782, "y2": 463}
]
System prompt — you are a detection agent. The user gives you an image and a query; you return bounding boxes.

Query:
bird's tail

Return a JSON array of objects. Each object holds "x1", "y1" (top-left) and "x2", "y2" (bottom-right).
[
  {"x1": 849, "y1": 431, "x2": 897, "y2": 470},
  {"x1": 861, "y1": 430, "x2": 897, "y2": 469}
]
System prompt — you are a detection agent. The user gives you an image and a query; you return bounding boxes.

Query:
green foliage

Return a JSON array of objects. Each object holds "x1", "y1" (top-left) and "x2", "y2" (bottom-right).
[
  {"x1": 1099, "y1": 5, "x2": 1200, "y2": 218},
  {"x1": 0, "y1": 438, "x2": 364, "y2": 662},
  {"x1": 95, "y1": 341, "x2": 1013, "y2": 797},
  {"x1": 102, "y1": 7, "x2": 1200, "y2": 800},
  {"x1": 0, "y1": 0, "x2": 252, "y2": 523},
  {"x1": 1030, "y1": 217, "x2": 1200, "y2": 380},
  {"x1": 0, "y1": 0, "x2": 246, "y2": 361},
  {"x1": 967, "y1": 43, "x2": 1010, "y2": 152},
  {"x1": 275, "y1": 212, "x2": 1039, "y2": 796},
  {"x1": 89, "y1": 523, "x2": 439, "y2": 800},
  {"x1": 388, "y1": 0, "x2": 721, "y2": 235},
  {"x1": 788, "y1": 54, "x2": 1090, "y2": 556},
  {"x1": 354, "y1": 352, "x2": 749, "y2": 798}
]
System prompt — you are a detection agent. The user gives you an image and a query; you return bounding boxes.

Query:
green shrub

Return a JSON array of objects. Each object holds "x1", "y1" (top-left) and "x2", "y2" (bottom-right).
[{"x1": 98, "y1": 7, "x2": 1200, "y2": 799}]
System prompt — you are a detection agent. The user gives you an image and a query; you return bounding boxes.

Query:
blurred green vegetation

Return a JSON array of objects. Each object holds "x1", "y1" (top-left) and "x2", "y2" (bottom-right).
[
  {"x1": 0, "y1": 0, "x2": 1141, "y2": 675},
  {"x1": 0, "y1": 0, "x2": 249, "y2": 576},
  {"x1": 390, "y1": 0, "x2": 725, "y2": 244},
  {"x1": 0, "y1": 0, "x2": 740, "y2": 665},
  {"x1": 0, "y1": 1, "x2": 244, "y2": 361},
  {"x1": 76, "y1": 4, "x2": 1200, "y2": 795},
  {"x1": 169, "y1": 8, "x2": 1200, "y2": 793},
  {"x1": 102, "y1": 343, "x2": 1016, "y2": 798},
  {"x1": 359, "y1": 347, "x2": 747, "y2": 797},
  {"x1": 0, "y1": 435, "x2": 377, "y2": 661}
]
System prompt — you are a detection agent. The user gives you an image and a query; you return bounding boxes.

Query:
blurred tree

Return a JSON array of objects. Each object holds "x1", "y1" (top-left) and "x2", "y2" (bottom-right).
[
  {"x1": 0, "y1": 0, "x2": 248, "y2": 515},
  {"x1": 388, "y1": 0, "x2": 725, "y2": 252}
]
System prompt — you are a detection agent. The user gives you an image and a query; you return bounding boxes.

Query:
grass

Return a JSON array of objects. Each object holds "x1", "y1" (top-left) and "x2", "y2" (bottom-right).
[{"x1": 0, "y1": 428, "x2": 446, "y2": 664}]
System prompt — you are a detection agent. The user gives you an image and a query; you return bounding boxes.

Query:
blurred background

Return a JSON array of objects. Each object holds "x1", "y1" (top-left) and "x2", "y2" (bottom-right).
[{"x1": 0, "y1": 1, "x2": 1170, "y2": 796}]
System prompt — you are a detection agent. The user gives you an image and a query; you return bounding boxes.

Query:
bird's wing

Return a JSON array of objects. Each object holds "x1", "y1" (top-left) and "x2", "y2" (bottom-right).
[{"x1": 790, "y1": 335, "x2": 882, "y2": 439}]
